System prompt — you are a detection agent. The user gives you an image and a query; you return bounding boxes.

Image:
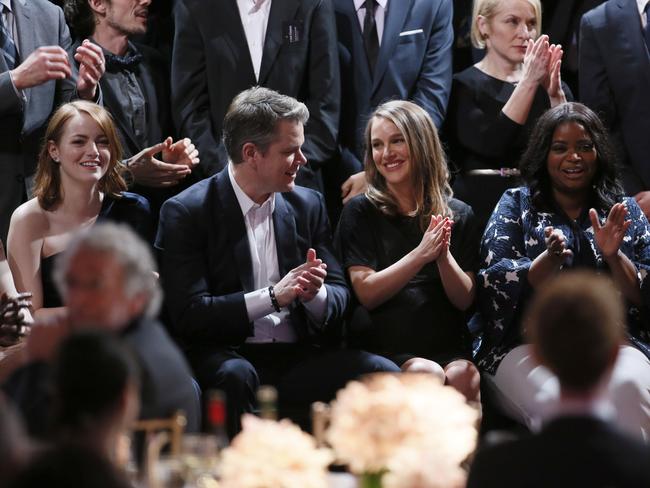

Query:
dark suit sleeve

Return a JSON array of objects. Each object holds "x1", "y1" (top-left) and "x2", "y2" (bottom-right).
[
  {"x1": 56, "y1": 7, "x2": 79, "y2": 105},
  {"x1": 410, "y1": 0, "x2": 453, "y2": 129},
  {"x1": 303, "y1": 191, "x2": 349, "y2": 333},
  {"x1": 578, "y1": 14, "x2": 617, "y2": 128},
  {"x1": 156, "y1": 197, "x2": 252, "y2": 345},
  {"x1": 298, "y1": 0, "x2": 341, "y2": 172},
  {"x1": 171, "y1": 0, "x2": 227, "y2": 177}
]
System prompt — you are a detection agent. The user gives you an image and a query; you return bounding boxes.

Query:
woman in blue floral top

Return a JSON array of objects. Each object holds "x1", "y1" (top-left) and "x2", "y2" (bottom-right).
[{"x1": 477, "y1": 102, "x2": 650, "y2": 440}]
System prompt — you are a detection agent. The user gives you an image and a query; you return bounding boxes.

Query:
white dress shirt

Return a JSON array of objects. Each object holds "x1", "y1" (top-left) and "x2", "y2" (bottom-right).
[
  {"x1": 638, "y1": 0, "x2": 649, "y2": 28},
  {"x1": 228, "y1": 164, "x2": 328, "y2": 343},
  {"x1": 236, "y1": 0, "x2": 272, "y2": 81},
  {"x1": 354, "y1": 0, "x2": 387, "y2": 45}
]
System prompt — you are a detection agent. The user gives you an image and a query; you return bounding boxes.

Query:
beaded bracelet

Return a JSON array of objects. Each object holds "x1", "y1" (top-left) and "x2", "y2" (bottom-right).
[{"x1": 268, "y1": 286, "x2": 281, "y2": 312}]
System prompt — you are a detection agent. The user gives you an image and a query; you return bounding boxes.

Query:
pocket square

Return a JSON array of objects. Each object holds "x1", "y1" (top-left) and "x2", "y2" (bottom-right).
[
  {"x1": 283, "y1": 20, "x2": 304, "y2": 43},
  {"x1": 399, "y1": 28, "x2": 424, "y2": 37}
]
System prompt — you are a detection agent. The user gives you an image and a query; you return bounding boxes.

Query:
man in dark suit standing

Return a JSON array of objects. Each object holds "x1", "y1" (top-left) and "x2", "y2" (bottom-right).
[
  {"x1": 0, "y1": 0, "x2": 105, "y2": 243},
  {"x1": 64, "y1": 0, "x2": 200, "y2": 214},
  {"x1": 156, "y1": 87, "x2": 399, "y2": 437},
  {"x1": 171, "y1": 0, "x2": 340, "y2": 192},
  {"x1": 467, "y1": 271, "x2": 650, "y2": 488},
  {"x1": 333, "y1": 0, "x2": 453, "y2": 205},
  {"x1": 579, "y1": 0, "x2": 650, "y2": 216}
]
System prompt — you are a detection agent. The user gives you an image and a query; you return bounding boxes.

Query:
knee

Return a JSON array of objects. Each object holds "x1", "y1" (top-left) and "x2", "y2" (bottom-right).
[
  {"x1": 402, "y1": 358, "x2": 445, "y2": 383},
  {"x1": 212, "y1": 358, "x2": 259, "y2": 394},
  {"x1": 445, "y1": 360, "x2": 481, "y2": 403},
  {"x1": 365, "y1": 353, "x2": 401, "y2": 373},
  {"x1": 349, "y1": 351, "x2": 401, "y2": 374}
]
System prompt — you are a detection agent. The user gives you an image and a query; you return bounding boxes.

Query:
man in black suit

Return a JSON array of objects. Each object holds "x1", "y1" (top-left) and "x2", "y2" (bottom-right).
[
  {"x1": 579, "y1": 0, "x2": 650, "y2": 217},
  {"x1": 3, "y1": 222, "x2": 200, "y2": 436},
  {"x1": 332, "y1": 0, "x2": 453, "y2": 206},
  {"x1": 156, "y1": 87, "x2": 399, "y2": 437},
  {"x1": 171, "y1": 0, "x2": 339, "y2": 192},
  {"x1": 467, "y1": 271, "x2": 650, "y2": 488},
  {"x1": 64, "y1": 0, "x2": 200, "y2": 213}
]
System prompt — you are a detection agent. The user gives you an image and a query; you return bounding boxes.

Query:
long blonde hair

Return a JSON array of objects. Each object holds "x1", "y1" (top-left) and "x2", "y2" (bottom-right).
[
  {"x1": 34, "y1": 101, "x2": 126, "y2": 211},
  {"x1": 364, "y1": 100, "x2": 453, "y2": 231}
]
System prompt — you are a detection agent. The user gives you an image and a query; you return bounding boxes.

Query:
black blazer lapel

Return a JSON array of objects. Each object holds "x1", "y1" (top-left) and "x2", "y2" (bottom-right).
[
  {"x1": 223, "y1": 0, "x2": 257, "y2": 84},
  {"x1": 100, "y1": 78, "x2": 141, "y2": 155},
  {"x1": 259, "y1": 0, "x2": 300, "y2": 84},
  {"x1": 272, "y1": 192, "x2": 300, "y2": 277},
  {"x1": 372, "y1": 0, "x2": 413, "y2": 94},
  {"x1": 611, "y1": 0, "x2": 650, "y2": 65},
  {"x1": 215, "y1": 171, "x2": 255, "y2": 292}
]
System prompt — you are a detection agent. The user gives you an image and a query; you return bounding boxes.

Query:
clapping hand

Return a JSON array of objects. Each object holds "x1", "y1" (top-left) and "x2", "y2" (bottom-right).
[
  {"x1": 0, "y1": 292, "x2": 32, "y2": 346},
  {"x1": 541, "y1": 43, "x2": 566, "y2": 104},
  {"x1": 589, "y1": 203, "x2": 631, "y2": 259},
  {"x1": 544, "y1": 226, "x2": 572, "y2": 260},
  {"x1": 522, "y1": 35, "x2": 551, "y2": 86},
  {"x1": 275, "y1": 248, "x2": 327, "y2": 306},
  {"x1": 74, "y1": 39, "x2": 105, "y2": 100},
  {"x1": 414, "y1": 215, "x2": 452, "y2": 264},
  {"x1": 126, "y1": 137, "x2": 197, "y2": 187},
  {"x1": 162, "y1": 137, "x2": 200, "y2": 169}
]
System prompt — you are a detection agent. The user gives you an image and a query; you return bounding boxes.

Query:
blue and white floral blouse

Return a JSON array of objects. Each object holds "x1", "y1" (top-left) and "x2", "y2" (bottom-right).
[{"x1": 476, "y1": 186, "x2": 650, "y2": 375}]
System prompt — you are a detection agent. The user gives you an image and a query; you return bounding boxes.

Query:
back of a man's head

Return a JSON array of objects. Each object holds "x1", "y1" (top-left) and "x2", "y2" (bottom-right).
[{"x1": 525, "y1": 271, "x2": 625, "y2": 392}]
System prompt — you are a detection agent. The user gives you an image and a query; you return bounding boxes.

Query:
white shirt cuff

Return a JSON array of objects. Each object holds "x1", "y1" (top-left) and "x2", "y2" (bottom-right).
[{"x1": 244, "y1": 287, "x2": 276, "y2": 322}]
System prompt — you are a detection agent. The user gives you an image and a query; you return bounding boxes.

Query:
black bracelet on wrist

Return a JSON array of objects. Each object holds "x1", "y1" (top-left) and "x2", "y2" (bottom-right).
[{"x1": 268, "y1": 286, "x2": 281, "y2": 312}]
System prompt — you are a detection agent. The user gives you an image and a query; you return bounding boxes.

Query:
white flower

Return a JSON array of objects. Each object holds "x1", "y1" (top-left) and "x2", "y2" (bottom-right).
[
  {"x1": 219, "y1": 415, "x2": 333, "y2": 488},
  {"x1": 326, "y1": 373, "x2": 479, "y2": 480}
]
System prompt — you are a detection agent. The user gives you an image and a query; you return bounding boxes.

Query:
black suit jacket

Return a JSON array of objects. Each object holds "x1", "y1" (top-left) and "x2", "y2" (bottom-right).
[
  {"x1": 467, "y1": 416, "x2": 650, "y2": 487},
  {"x1": 579, "y1": 0, "x2": 650, "y2": 194},
  {"x1": 2, "y1": 317, "x2": 200, "y2": 437},
  {"x1": 97, "y1": 42, "x2": 172, "y2": 160},
  {"x1": 155, "y1": 167, "x2": 349, "y2": 349},
  {"x1": 334, "y1": 0, "x2": 453, "y2": 177},
  {"x1": 123, "y1": 317, "x2": 200, "y2": 431},
  {"x1": 171, "y1": 0, "x2": 340, "y2": 189},
  {"x1": 90, "y1": 41, "x2": 185, "y2": 213}
]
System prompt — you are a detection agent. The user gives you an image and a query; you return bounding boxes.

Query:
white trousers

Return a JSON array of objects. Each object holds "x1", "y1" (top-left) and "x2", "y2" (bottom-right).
[{"x1": 488, "y1": 344, "x2": 650, "y2": 441}]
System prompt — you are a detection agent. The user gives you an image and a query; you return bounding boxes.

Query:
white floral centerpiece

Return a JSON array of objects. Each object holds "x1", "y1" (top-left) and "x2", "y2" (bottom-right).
[
  {"x1": 219, "y1": 414, "x2": 333, "y2": 488},
  {"x1": 326, "y1": 373, "x2": 479, "y2": 488}
]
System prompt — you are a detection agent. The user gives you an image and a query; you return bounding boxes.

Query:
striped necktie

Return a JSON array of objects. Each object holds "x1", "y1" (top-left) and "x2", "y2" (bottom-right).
[{"x1": 0, "y1": 4, "x2": 18, "y2": 69}]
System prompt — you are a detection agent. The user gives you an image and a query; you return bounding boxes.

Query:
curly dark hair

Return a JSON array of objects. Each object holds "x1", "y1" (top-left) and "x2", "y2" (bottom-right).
[
  {"x1": 64, "y1": 0, "x2": 97, "y2": 40},
  {"x1": 519, "y1": 102, "x2": 623, "y2": 212}
]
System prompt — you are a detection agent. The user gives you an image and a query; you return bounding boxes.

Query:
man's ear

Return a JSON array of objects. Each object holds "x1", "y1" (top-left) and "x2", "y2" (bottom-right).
[
  {"x1": 88, "y1": 0, "x2": 107, "y2": 16},
  {"x1": 126, "y1": 292, "x2": 148, "y2": 320},
  {"x1": 241, "y1": 142, "x2": 258, "y2": 166}
]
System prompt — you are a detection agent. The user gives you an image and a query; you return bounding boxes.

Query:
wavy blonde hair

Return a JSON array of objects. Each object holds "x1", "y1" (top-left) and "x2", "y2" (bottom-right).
[
  {"x1": 471, "y1": 0, "x2": 542, "y2": 49},
  {"x1": 364, "y1": 100, "x2": 453, "y2": 231},
  {"x1": 34, "y1": 101, "x2": 126, "y2": 211}
]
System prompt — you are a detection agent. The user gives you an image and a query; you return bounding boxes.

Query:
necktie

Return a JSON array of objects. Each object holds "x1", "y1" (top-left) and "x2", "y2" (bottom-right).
[
  {"x1": 0, "y1": 5, "x2": 18, "y2": 69},
  {"x1": 643, "y1": 2, "x2": 650, "y2": 51},
  {"x1": 363, "y1": 0, "x2": 379, "y2": 75}
]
